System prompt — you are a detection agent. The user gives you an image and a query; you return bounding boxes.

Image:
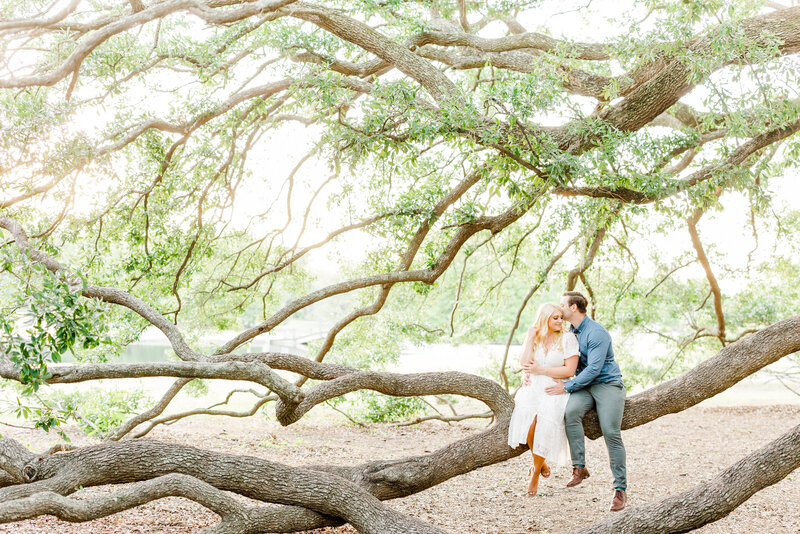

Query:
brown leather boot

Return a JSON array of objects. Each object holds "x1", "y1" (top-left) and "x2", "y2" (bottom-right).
[
  {"x1": 565, "y1": 466, "x2": 590, "y2": 487},
  {"x1": 610, "y1": 489, "x2": 626, "y2": 511}
]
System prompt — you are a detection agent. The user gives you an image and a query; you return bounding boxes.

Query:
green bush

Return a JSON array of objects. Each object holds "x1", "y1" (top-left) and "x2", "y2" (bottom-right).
[
  {"x1": 328, "y1": 390, "x2": 428, "y2": 423},
  {"x1": 47, "y1": 387, "x2": 153, "y2": 437},
  {"x1": 360, "y1": 392, "x2": 427, "y2": 423}
]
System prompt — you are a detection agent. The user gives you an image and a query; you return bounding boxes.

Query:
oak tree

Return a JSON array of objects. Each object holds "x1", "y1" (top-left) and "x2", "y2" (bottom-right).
[{"x1": 1, "y1": 0, "x2": 800, "y2": 532}]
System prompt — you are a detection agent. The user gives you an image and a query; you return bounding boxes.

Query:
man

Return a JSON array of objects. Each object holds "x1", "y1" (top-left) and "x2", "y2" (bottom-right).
[{"x1": 544, "y1": 291, "x2": 627, "y2": 512}]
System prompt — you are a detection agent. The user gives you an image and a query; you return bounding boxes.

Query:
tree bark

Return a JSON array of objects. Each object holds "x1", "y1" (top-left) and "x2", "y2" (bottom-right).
[
  {"x1": 0, "y1": 439, "x2": 447, "y2": 534},
  {"x1": 570, "y1": 422, "x2": 800, "y2": 534},
  {"x1": 2, "y1": 418, "x2": 799, "y2": 533}
]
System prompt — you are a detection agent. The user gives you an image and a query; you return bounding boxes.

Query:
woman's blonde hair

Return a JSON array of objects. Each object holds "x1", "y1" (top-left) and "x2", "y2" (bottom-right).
[{"x1": 531, "y1": 302, "x2": 567, "y2": 346}]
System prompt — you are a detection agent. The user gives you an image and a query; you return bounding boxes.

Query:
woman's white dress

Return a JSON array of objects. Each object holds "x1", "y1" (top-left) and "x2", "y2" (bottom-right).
[{"x1": 507, "y1": 331, "x2": 579, "y2": 466}]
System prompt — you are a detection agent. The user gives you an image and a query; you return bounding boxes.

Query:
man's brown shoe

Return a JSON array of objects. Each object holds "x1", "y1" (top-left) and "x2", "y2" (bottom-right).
[
  {"x1": 610, "y1": 489, "x2": 626, "y2": 512},
  {"x1": 565, "y1": 466, "x2": 590, "y2": 487}
]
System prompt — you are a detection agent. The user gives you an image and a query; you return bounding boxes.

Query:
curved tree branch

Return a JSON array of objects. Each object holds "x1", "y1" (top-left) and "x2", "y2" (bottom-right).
[
  {"x1": 582, "y1": 314, "x2": 800, "y2": 439},
  {"x1": 687, "y1": 204, "x2": 726, "y2": 344},
  {"x1": 571, "y1": 422, "x2": 800, "y2": 534},
  {"x1": 553, "y1": 118, "x2": 800, "y2": 203}
]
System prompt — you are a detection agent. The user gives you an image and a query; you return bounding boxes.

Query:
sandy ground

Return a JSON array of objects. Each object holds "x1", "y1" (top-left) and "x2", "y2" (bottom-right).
[{"x1": 1, "y1": 404, "x2": 799, "y2": 534}]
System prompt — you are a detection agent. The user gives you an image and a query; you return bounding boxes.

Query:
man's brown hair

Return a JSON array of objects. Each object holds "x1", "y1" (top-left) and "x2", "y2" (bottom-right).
[{"x1": 562, "y1": 291, "x2": 588, "y2": 314}]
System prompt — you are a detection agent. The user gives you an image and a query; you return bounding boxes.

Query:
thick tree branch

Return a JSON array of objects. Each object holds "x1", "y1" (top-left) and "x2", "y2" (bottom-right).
[
  {"x1": 415, "y1": 29, "x2": 610, "y2": 60},
  {"x1": 0, "y1": 474, "x2": 243, "y2": 524},
  {"x1": 0, "y1": 0, "x2": 81, "y2": 31},
  {"x1": 0, "y1": 358, "x2": 303, "y2": 405},
  {"x1": 554, "y1": 6, "x2": 800, "y2": 154},
  {"x1": 583, "y1": 314, "x2": 800, "y2": 439},
  {"x1": 571, "y1": 422, "x2": 800, "y2": 534},
  {"x1": 1, "y1": 0, "x2": 202, "y2": 89},
  {"x1": 289, "y1": 2, "x2": 458, "y2": 102},
  {"x1": 275, "y1": 370, "x2": 513, "y2": 425},
  {"x1": 0, "y1": 177, "x2": 70, "y2": 209},
  {"x1": 553, "y1": 118, "x2": 800, "y2": 203},
  {"x1": 0, "y1": 440, "x2": 36, "y2": 484},
  {"x1": 0, "y1": 439, "x2": 447, "y2": 534}
]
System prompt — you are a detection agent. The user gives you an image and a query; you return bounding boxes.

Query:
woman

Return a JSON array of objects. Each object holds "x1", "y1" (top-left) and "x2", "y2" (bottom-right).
[{"x1": 508, "y1": 302, "x2": 579, "y2": 496}]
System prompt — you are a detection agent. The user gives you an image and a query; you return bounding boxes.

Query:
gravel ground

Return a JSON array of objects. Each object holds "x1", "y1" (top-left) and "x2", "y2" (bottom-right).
[{"x1": 1, "y1": 404, "x2": 798, "y2": 533}]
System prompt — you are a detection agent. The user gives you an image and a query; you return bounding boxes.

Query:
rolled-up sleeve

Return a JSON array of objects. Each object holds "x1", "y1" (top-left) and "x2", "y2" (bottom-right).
[{"x1": 564, "y1": 329, "x2": 611, "y2": 393}]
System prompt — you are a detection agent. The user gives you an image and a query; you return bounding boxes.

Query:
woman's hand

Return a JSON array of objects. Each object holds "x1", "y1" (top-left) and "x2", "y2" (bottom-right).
[{"x1": 522, "y1": 361, "x2": 546, "y2": 376}]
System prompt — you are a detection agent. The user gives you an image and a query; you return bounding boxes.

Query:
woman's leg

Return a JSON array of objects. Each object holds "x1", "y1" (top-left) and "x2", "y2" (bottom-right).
[
  {"x1": 541, "y1": 459, "x2": 551, "y2": 478},
  {"x1": 529, "y1": 454, "x2": 546, "y2": 496},
  {"x1": 526, "y1": 416, "x2": 550, "y2": 475},
  {"x1": 525, "y1": 416, "x2": 547, "y2": 495}
]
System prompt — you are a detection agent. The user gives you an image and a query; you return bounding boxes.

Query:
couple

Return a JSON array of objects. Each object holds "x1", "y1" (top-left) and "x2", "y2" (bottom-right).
[{"x1": 507, "y1": 291, "x2": 627, "y2": 512}]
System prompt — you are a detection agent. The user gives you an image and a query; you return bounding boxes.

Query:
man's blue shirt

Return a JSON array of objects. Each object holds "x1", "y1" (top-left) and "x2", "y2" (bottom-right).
[{"x1": 563, "y1": 316, "x2": 624, "y2": 393}]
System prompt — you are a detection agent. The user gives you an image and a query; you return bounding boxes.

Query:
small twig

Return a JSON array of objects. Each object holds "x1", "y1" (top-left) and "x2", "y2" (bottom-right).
[
  {"x1": 773, "y1": 374, "x2": 800, "y2": 397},
  {"x1": 43, "y1": 443, "x2": 79, "y2": 455},
  {"x1": 419, "y1": 397, "x2": 444, "y2": 417},
  {"x1": 325, "y1": 401, "x2": 366, "y2": 427},
  {"x1": 393, "y1": 411, "x2": 492, "y2": 427},
  {"x1": 645, "y1": 260, "x2": 694, "y2": 298},
  {"x1": 433, "y1": 395, "x2": 458, "y2": 416}
]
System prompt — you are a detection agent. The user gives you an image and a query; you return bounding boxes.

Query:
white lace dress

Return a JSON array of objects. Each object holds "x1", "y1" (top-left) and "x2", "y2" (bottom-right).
[{"x1": 507, "y1": 331, "x2": 579, "y2": 466}]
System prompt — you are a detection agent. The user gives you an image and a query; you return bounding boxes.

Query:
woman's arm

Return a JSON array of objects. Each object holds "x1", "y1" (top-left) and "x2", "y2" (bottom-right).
[
  {"x1": 518, "y1": 328, "x2": 536, "y2": 366},
  {"x1": 525, "y1": 355, "x2": 579, "y2": 379},
  {"x1": 519, "y1": 329, "x2": 537, "y2": 386}
]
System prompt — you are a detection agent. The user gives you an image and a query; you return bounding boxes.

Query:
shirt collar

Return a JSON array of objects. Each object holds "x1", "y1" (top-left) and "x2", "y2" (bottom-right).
[{"x1": 571, "y1": 315, "x2": 589, "y2": 334}]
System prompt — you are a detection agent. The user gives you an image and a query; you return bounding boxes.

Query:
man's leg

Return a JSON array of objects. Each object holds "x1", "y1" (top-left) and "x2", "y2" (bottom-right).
[
  {"x1": 564, "y1": 389, "x2": 594, "y2": 469},
  {"x1": 591, "y1": 382, "x2": 627, "y2": 491}
]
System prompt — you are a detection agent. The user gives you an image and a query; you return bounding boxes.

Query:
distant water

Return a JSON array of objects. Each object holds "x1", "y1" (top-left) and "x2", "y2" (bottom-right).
[{"x1": 50, "y1": 340, "x2": 800, "y2": 407}]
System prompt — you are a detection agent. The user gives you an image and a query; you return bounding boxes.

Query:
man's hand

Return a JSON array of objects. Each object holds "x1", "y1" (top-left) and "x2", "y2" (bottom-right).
[{"x1": 544, "y1": 380, "x2": 566, "y2": 395}]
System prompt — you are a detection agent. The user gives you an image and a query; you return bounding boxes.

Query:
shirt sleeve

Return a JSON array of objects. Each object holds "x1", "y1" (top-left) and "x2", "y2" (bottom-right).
[
  {"x1": 563, "y1": 328, "x2": 610, "y2": 393},
  {"x1": 564, "y1": 332, "x2": 579, "y2": 359}
]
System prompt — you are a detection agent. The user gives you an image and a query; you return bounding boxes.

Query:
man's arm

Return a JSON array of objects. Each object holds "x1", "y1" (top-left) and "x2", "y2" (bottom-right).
[{"x1": 563, "y1": 331, "x2": 611, "y2": 393}]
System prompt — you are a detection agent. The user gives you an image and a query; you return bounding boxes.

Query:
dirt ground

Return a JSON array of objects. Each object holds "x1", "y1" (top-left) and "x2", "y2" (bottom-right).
[{"x1": 1, "y1": 404, "x2": 799, "y2": 534}]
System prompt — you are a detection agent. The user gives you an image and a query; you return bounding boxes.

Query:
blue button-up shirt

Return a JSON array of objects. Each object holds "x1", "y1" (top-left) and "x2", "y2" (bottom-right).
[{"x1": 563, "y1": 316, "x2": 624, "y2": 393}]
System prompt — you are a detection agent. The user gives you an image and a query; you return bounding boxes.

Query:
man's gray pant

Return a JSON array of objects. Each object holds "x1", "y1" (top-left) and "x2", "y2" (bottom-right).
[{"x1": 565, "y1": 381, "x2": 627, "y2": 490}]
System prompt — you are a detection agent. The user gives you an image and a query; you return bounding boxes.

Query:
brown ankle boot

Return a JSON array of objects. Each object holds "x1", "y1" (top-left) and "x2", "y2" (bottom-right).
[
  {"x1": 566, "y1": 466, "x2": 590, "y2": 487},
  {"x1": 610, "y1": 489, "x2": 626, "y2": 511}
]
